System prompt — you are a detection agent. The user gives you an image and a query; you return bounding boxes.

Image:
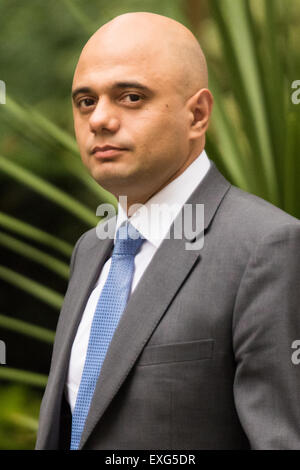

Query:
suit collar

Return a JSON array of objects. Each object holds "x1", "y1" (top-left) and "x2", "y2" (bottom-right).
[
  {"x1": 190, "y1": 159, "x2": 231, "y2": 230},
  {"x1": 116, "y1": 150, "x2": 211, "y2": 248}
]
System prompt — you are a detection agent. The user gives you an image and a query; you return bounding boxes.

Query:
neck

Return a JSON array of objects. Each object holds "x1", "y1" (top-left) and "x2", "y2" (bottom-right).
[{"x1": 117, "y1": 144, "x2": 205, "y2": 216}]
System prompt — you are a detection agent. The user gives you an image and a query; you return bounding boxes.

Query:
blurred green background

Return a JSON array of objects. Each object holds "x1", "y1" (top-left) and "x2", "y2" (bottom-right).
[{"x1": 0, "y1": 0, "x2": 299, "y2": 449}]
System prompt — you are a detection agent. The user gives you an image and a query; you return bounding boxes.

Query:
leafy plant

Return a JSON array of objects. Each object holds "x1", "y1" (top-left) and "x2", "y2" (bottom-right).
[
  {"x1": 203, "y1": 0, "x2": 300, "y2": 217},
  {"x1": 0, "y1": 0, "x2": 299, "y2": 449},
  {"x1": 0, "y1": 384, "x2": 42, "y2": 450}
]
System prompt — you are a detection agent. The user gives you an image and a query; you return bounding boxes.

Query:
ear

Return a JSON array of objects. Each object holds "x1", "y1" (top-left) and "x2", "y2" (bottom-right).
[{"x1": 188, "y1": 88, "x2": 213, "y2": 140}]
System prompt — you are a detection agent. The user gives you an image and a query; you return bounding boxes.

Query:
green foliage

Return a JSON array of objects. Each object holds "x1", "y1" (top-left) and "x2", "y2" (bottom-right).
[
  {"x1": 0, "y1": 384, "x2": 42, "y2": 450},
  {"x1": 0, "y1": 0, "x2": 299, "y2": 450},
  {"x1": 202, "y1": 0, "x2": 300, "y2": 217}
]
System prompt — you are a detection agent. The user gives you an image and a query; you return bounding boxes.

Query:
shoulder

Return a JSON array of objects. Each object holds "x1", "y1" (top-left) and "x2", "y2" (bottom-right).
[
  {"x1": 73, "y1": 215, "x2": 117, "y2": 252},
  {"x1": 198, "y1": 180, "x2": 300, "y2": 269},
  {"x1": 216, "y1": 184, "x2": 299, "y2": 242},
  {"x1": 73, "y1": 226, "x2": 99, "y2": 251},
  {"x1": 68, "y1": 216, "x2": 116, "y2": 275}
]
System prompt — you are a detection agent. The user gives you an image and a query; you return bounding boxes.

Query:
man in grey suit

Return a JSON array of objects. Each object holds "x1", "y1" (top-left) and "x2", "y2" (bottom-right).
[{"x1": 36, "y1": 12, "x2": 300, "y2": 450}]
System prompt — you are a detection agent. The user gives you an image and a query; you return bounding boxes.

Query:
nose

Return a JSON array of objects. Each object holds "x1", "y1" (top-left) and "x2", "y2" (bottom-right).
[{"x1": 89, "y1": 97, "x2": 120, "y2": 134}]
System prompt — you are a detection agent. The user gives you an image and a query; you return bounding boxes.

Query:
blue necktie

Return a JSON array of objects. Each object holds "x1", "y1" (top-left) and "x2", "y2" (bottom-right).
[{"x1": 70, "y1": 221, "x2": 145, "y2": 450}]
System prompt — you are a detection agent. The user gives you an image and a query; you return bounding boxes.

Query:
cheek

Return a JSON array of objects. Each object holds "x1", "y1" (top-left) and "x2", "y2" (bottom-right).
[
  {"x1": 74, "y1": 122, "x2": 83, "y2": 146},
  {"x1": 132, "y1": 115, "x2": 186, "y2": 166},
  {"x1": 132, "y1": 111, "x2": 176, "y2": 145},
  {"x1": 74, "y1": 123, "x2": 90, "y2": 166},
  {"x1": 74, "y1": 115, "x2": 87, "y2": 143}
]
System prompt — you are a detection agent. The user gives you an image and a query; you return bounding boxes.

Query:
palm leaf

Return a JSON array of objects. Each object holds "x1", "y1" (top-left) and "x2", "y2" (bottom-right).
[
  {"x1": 0, "y1": 368, "x2": 47, "y2": 388},
  {"x1": 0, "y1": 266, "x2": 63, "y2": 310},
  {"x1": 2, "y1": 96, "x2": 118, "y2": 207},
  {"x1": 0, "y1": 231, "x2": 69, "y2": 279},
  {"x1": 0, "y1": 211, "x2": 73, "y2": 257},
  {"x1": 0, "y1": 314, "x2": 54, "y2": 344},
  {"x1": 0, "y1": 154, "x2": 98, "y2": 226},
  {"x1": 209, "y1": 0, "x2": 280, "y2": 204}
]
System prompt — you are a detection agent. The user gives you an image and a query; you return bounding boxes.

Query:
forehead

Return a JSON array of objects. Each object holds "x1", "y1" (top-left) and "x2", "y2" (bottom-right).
[{"x1": 73, "y1": 35, "x2": 180, "y2": 93}]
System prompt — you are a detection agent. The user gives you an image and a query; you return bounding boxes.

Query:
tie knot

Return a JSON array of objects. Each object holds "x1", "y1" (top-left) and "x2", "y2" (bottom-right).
[{"x1": 113, "y1": 221, "x2": 145, "y2": 256}]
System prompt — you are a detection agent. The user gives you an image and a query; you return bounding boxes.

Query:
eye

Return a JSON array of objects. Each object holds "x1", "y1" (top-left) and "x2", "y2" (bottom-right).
[
  {"x1": 122, "y1": 94, "x2": 143, "y2": 103},
  {"x1": 77, "y1": 98, "x2": 96, "y2": 109}
]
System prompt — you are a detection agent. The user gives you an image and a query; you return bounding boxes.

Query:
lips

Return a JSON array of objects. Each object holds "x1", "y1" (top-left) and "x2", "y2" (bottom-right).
[
  {"x1": 91, "y1": 145, "x2": 127, "y2": 159},
  {"x1": 92, "y1": 145, "x2": 125, "y2": 153}
]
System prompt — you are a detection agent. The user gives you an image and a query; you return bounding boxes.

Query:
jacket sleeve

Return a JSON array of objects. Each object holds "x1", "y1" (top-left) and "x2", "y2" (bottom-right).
[{"x1": 232, "y1": 222, "x2": 300, "y2": 449}]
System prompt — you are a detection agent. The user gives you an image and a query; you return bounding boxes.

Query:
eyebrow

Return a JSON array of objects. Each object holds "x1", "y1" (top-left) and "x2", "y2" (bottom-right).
[{"x1": 71, "y1": 81, "x2": 153, "y2": 101}]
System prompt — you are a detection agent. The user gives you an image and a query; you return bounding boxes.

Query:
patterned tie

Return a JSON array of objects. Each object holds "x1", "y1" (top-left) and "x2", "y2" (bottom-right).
[{"x1": 70, "y1": 221, "x2": 145, "y2": 450}]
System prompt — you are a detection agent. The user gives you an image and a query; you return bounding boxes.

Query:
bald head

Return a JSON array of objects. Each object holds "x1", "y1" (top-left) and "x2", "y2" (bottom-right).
[
  {"x1": 72, "y1": 12, "x2": 213, "y2": 207},
  {"x1": 74, "y1": 12, "x2": 208, "y2": 100}
]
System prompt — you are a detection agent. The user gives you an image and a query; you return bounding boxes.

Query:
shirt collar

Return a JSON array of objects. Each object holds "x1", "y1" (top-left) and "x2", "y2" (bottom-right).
[{"x1": 115, "y1": 149, "x2": 211, "y2": 247}]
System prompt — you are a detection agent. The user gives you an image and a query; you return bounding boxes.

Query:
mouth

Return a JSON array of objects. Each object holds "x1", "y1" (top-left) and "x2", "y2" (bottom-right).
[{"x1": 91, "y1": 145, "x2": 128, "y2": 159}]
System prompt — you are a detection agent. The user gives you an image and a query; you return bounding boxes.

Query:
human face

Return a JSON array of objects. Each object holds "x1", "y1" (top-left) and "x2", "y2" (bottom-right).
[{"x1": 72, "y1": 40, "x2": 192, "y2": 204}]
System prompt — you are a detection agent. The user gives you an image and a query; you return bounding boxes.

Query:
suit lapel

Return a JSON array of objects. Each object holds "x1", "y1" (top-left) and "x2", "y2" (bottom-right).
[
  {"x1": 40, "y1": 226, "x2": 115, "y2": 448},
  {"x1": 54, "y1": 232, "x2": 114, "y2": 377},
  {"x1": 79, "y1": 161, "x2": 231, "y2": 448}
]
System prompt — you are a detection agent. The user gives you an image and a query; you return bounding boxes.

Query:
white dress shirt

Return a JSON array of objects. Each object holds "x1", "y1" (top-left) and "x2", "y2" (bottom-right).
[{"x1": 65, "y1": 150, "x2": 211, "y2": 412}]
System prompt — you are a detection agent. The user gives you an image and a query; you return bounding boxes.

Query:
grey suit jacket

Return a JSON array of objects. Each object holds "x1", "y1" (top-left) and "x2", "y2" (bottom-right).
[{"x1": 36, "y1": 161, "x2": 300, "y2": 450}]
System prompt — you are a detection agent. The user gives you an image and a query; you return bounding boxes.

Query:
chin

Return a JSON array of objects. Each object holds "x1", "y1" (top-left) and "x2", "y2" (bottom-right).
[{"x1": 90, "y1": 166, "x2": 135, "y2": 193}]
